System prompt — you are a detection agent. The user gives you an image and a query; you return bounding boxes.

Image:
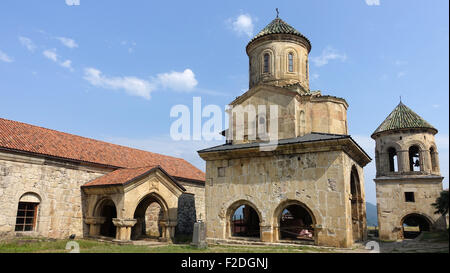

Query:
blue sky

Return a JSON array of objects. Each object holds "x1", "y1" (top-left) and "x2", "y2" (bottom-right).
[{"x1": 0, "y1": 0, "x2": 448, "y2": 204}]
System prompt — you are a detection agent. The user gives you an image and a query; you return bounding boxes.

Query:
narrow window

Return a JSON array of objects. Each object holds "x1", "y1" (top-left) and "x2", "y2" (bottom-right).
[
  {"x1": 405, "y1": 192, "x2": 415, "y2": 202},
  {"x1": 15, "y1": 202, "x2": 39, "y2": 231},
  {"x1": 388, "y1": 147, "x2": 398, "y2": 172},
  {"x1": 409, "y1": 145, "x2": 421, "y2": 172},
  {"x1": 263, "y1": 53, "x2": 270, "y2": 73},
  {"x1": 305, "y1": 59, "x2": 308, "y2": 79},
  {"x1": 430, "y1": 147, "x2": 437, "y2": 172},
  {"x1": 288, "y1": 53, "x2": 294, "y2": 72}
]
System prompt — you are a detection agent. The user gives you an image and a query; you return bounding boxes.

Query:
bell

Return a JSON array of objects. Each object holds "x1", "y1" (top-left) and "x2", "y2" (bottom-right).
[{"x1": 414, "y1": 160, "x2": 420, "y2": 167}]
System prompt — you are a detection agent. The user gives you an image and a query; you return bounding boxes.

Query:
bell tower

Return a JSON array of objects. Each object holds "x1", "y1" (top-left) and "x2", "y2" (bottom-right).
[
  {"x1": 372, "y1": 101, "x2": 446, "y2": 241},
  {"x1": 246, "y1": 14, "x2": 311, "y2": 90}
]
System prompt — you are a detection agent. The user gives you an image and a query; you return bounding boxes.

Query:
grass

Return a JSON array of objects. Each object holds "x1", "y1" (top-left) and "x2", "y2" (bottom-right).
[
  {"x1": 0, "y1": 237, "x2": 333, "y2": 253},
  {"x1": 419, "y1": 231, "x2": 449, "y2": 242}
]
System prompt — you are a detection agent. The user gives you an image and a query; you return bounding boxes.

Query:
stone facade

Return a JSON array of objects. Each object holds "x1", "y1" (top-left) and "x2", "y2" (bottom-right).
[
  {"x1": 0, "y1": 151, "x2": 107, "y2": 238},
  {"x1": 200, "y1": 139, "x2": 369, "y2": 248},
  {"x1": 373, "y1": 127, "x2": 446, "y2": 241},
  {"x1": 0, "y1": 150, "x2": 205, "y2": 241}
]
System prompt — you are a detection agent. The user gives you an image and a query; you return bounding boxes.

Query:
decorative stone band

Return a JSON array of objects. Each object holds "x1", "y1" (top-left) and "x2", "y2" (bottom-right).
[
  {"x1": 84, "y1": 216, "x2": 106, "y2": 225},
  {"x1": 112, "y1": 218, "x2": 137, "y2": 228}
]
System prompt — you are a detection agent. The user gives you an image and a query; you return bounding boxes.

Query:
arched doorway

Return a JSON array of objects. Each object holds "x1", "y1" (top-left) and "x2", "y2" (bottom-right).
[
  {"x1": 131, "y1": 193, "x2": 168, "y2": 240},
  {"x1": 401, "y1": 213, "x2": 432, "y2": 239},
  {"x1": 350, "y1": 166, "x2": 364, "y2": 241},
  {"x1": 96, "y1": 199, "x2": 117, "y2": 238},
  {"x1": 230, "y1": 204, "x2": 261, "y2": 238},
  {"x1": 279, "y1": 204, "x2": 314, "y2": 241}
]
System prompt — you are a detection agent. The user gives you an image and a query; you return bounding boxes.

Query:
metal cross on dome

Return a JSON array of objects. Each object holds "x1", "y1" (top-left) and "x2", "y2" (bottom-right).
[{"x1": 276, "y1": 8, "x2": 279, "y2": 18}]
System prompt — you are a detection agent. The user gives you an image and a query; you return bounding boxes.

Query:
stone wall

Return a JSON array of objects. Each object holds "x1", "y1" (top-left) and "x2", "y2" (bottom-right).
[
  {"x1": 176, "y1": 182, "x2": 205, "y2": 235},
  {"x1": 203, "y1": 149, "x2": 366, "y2": 248},
  {"x1": 0, "y1": 151, "x2": 108, "y2": 239},
  {"x1": 375, "y1": 178, "x2": 446, "y2": 241}
]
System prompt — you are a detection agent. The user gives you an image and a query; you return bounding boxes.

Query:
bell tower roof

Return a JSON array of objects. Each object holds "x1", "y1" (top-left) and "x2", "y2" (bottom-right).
[
  {"x1": 246, "y1": 17, "x2": 311, "y2": 53},
  {"x1": 371, "y1": 102, "x2": 437, "y2": 138}
]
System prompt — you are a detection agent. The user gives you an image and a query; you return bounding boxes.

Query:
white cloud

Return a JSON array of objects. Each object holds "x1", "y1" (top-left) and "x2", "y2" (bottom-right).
[
  {"x1": 42, "y1": 49, "x2": 73, "y2": 71},
  {"x1": 83, "y1": 67, "x2": 156, "y2": 100},
  {"x1": 18, "y1": 36, "x2": 36, "y2": 52},
  {"x1": 56, "y1": 37, "x2": 78, "y2": 48},
  {"x1": 311, "y1": 46, "x2": 347, "y2": 67},
  {"x1": 397, "y1": 71, "x2": 407, "y2": 78},
  {"x1": 0, "y1": 49, "x2": 13, "y2": 63},
  {"x1": 84, "y1": 67, "x2": 199, "y2": 99},
  {"x1": 43, "y1": 49, "x2": 58, "y2": 62},
  {"x1": 365, "y1": 0, "x2": 380, "y2": 6},
  {"x1": 228, "y1": 13, "x2": 254, "y2": 38},
  {"x1": 311, "y1": 73, "x2": 320, "y2": 81},
  {"x1": 157, "y1": 69, "x2": 198, "y2": 92},
  {"x1": 394, "y1": 60, "x2": 407, "y2": 66}
]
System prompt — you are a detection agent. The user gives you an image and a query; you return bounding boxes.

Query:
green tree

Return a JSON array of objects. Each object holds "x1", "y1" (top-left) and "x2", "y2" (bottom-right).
[{"x1": 432, "y1": 190, "x2": 449, "y2": 216}]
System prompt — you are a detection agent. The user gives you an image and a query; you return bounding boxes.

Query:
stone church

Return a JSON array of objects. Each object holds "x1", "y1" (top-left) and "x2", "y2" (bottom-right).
[
  {"x1": 198, "y1": 16, "x2": 371, "y2": 248},
  {"x1": 0, "y1": 118, "x2": 206, "y2": 242},
  {"x1": 372, "y1": 102, "x2": 447, "y2": 240}
]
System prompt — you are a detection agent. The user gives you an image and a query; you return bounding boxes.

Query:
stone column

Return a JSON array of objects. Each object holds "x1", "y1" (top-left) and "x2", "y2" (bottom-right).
[
  {"x1": 84, "y1": 216, "x2": 106, "y2": 237},
  {"x1": 260, "y1": 224, "x2": 273, "y2": 242},
  {"x1": 272, "y1": 224, "x2": 280, "y2": 242},
  {"x1": 112, "y1": 218, "x2": 137, "y2": 242},
  {"x1": 159, "y1": 220, "x2": 177, "y2": 242},
  {"x1": 397, "y1": 150, "x2": 409, "y2": 173},
  {"x1": 313, "y1": 224, "x2": 323, "y2": 246}
]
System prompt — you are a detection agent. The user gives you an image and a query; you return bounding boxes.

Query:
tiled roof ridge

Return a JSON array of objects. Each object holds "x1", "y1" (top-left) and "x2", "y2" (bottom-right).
[
  {"x1": 372, "y1": 102, "x2": 437, "y2": 136},
  {"x1": 247, "y1": 17, "x2": 311, "y2": 49},
  {"x1": 0, "y1": 117, "x2": 175, "y2": 161}
]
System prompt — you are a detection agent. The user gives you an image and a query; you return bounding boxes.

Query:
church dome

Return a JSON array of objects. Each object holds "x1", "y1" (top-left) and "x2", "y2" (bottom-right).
[{"x1": 246, "y1": 17, "x2": 311, "y2": 53}]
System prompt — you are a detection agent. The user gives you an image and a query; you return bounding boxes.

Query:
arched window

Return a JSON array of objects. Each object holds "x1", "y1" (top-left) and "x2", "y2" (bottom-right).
[
  {"x1": 299, "y1": 110, "x2": 305, "y2": 136},
  {"x1": 388, "y1": 147, "x2": 398, "y2": 172},
  {"x1": 430, "y1": 147, "x2": 438, "y2": 172},
  {"x1": 15, "y1": 193, "x2": 40, "y2": 232},
  {"x1": 288, "y1": 53, "x2": 294, "y2": 72},
  {"x1": 263, "y1": 53, "x2": 270, "y2": 73},
  {"x1": 409, "y1": 145, "x2": 421, "y2": 172}
]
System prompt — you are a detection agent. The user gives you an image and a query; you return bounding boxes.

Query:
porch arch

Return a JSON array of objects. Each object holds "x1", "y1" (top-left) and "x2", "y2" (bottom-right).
[
  {"x1": 225, "y1": 199, "x2": 262, "y2": 240},
  {"x1": 400, "y1": 212, "x2": 433, "y2": 239},
  {"x1": 273, "y1": 199, "x2": 316, "y2": 242}
]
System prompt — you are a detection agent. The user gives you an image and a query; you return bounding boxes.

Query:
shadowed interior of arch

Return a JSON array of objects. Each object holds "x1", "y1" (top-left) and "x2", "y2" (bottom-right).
[
  {"x1": 97, "y1": 199, "x2": 117, "y2": 238},
  {"x1": 402, "y1": 213, "x2": 431, "y2": 239},
  {"x1": 279, "y1": 204, "x2": 314, "y2": 241},
  {"x1": 230, "y1": 205, "x2": 260, "y2": 238},
  {"x1": 131, "y1": 194, "x2": 167, "y2": 240}
]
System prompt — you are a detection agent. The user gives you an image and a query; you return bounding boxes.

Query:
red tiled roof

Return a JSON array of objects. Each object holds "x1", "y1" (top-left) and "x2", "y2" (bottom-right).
[
  {"x1": 82, "y1": 165, "x2": 186, "y2": 190},
  {"x1": 0, "y1": 118, "x2": 205, "y2": 182}
]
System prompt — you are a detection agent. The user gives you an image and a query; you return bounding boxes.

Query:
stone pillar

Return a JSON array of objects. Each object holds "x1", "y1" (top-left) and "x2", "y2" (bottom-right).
[
  {"x1": 313, "y1": 224, "x2": 323, "y2": 246},
  {"x1": 272, "y1": 224, "x2": 280, "y2": 242},
  {"x1": 397, "y1": 150, "x2": 409, "y2": 173},
  {"x1": 84, "y1": 216, "x2": 106, "y2": 237},
  {"x1": 260, "y1": 224, "x2": 273, "y2": 242},
  {"x1": 159, "y1": 220, "x2": 177, "y2": 242},
  {"x1": 112, "y1": 218, "x2": 137, "y2": 242}
]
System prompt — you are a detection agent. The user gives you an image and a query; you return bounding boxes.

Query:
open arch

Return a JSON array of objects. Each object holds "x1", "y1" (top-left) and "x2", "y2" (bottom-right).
[
  {"x1": 409, "y1": 145, "x2": 421, "y2": 172},
  {"x1": 387, "y1": 147, "x2": 398, "y2": 172},
  {"x1": 131, "y1": 193, "x2": 169, "y2": 240},
  {"x1": 350, "y1": 166, "x2": 364, "y2": 241},
  {"x1": 274, "y1": 200, "x2": 316, "y2": 242},
  {"x1": 94, "y1": 198, "x2": 117, "y2": 238},
  {"x1": 226, "y1": 200, "x2": 261, "y2": 240},
  {"x1": 401, "y1": 213, "x2": 432, "y2": 239}
]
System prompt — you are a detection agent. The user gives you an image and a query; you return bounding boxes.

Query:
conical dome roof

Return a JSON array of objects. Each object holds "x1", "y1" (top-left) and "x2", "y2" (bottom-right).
[
  {"x1": 371, "y1": 102, "x2": 437, "y2": 137},
  {"x1": 247, "y1": 17, "x2": 311, "y2": 51}
]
